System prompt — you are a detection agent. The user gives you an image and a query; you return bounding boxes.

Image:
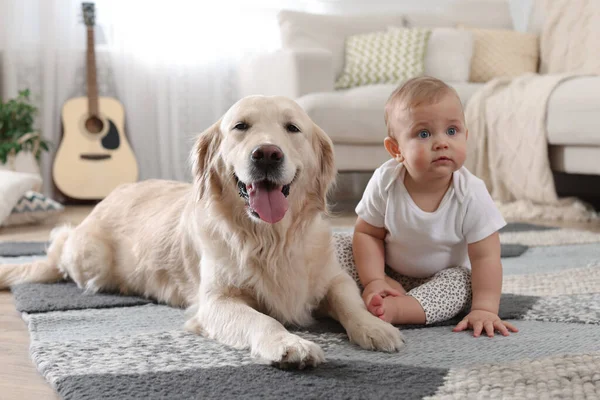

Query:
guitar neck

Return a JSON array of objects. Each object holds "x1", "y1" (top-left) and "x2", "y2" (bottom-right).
[{"x1": 86, "y1": 26, "x2": 99, "y2": 117}]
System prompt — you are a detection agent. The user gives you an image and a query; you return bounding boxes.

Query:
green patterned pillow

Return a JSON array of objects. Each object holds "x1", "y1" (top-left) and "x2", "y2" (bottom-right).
[
  {"x1": 335, "y1": 28, "x2": 431, "y2": 90},
  {"x1": 1, "y1": 191, "x2": 64, "y2": 227}
]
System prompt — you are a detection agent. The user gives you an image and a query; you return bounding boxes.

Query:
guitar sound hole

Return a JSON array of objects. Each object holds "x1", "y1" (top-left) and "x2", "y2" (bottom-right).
[{"x1": 85, "y1": 116, "x2": 104, "y2": 134}]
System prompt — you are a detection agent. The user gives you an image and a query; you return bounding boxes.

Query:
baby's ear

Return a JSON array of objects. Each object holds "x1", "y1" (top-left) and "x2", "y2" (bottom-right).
[
  {"x1": 384, "y1": 137, "x2": 401, "y2": 160},
  {"x1": 465, "y1": 128, "x2": 469, "y2": 140}
]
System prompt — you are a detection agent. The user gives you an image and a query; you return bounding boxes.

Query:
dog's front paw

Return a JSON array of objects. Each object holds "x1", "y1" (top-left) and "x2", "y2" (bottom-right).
[
  {"x1": 254, "y1": 333, "x2": 325, "y2": 369},
  {"x1": 346, "y1": 312, "x2": 405, "y2": 352}
]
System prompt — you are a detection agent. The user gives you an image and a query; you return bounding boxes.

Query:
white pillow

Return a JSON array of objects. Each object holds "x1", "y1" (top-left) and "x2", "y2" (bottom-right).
[
  {"x1": 277, "y1": 10, "x2": 406, "y2": 79},
  {"x1": 389, "y1": 27, "x2": 474, "y2": 83},
  {"x1": 0, "y1": 170, "x2": 42, "y2": 226}
]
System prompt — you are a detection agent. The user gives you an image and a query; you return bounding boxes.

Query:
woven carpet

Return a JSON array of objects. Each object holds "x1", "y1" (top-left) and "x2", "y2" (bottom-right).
[{"x1": 2, "y1": 223, "x2": 600, "y2": 399}]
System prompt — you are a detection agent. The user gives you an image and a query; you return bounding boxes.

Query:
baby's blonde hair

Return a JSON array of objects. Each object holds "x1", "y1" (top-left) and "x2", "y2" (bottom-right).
[{"x1": 384, "y1": 76, "x2": 462, "y2": 138}]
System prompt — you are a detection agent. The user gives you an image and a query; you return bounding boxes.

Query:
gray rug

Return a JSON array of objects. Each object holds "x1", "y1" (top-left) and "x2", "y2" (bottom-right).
[
  {"x1": 3, "y1": 222, "x2": 600, "y2": 399},
  {"x1": 1, "y1": 221, "x2": 553, "y2": 259},
  {"x1": 0, "y1": 241, "x2": 48, "y2": 257}
]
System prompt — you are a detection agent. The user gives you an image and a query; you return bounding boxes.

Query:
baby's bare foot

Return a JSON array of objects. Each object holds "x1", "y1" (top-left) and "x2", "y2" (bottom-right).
[
  {"x1": 367, "y1": 294, "x2": 385, "y2": 317},
  {"x1": 371, "y1": 295, "x2": 404, "y2": 323}
]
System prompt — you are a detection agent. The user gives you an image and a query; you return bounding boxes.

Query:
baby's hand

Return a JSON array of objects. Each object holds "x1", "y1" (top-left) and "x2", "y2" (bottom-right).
[
  {"x1": 452, "y1": 309, "x2": 519, "y2": 337},
  {"x1": 361, "y1": 279, "x2": 402, "y2": 305}
]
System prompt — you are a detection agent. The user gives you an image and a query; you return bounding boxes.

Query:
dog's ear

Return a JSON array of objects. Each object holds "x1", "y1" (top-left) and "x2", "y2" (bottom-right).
[
  {"x1": 312, "y1": 123, "x2": 337, "y2": 210},
  {"x1": 191, "y1": 120, "x2": 223, "y2": 201}
]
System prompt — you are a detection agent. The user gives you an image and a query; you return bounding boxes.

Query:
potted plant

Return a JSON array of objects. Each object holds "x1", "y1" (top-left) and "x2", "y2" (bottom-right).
[{"x1": 0, "y1": 89, "x2": 51, "y2": 174}]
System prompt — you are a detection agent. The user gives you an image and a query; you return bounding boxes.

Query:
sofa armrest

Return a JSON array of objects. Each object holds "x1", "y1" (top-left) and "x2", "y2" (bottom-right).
[{"x1": 238, "y1": 48, "x2": 334, "y2": 99}]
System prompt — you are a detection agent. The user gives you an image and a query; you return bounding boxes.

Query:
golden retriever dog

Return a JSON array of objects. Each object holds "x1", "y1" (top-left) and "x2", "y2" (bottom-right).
[{"x1": 0, "y1": 95, "x2": 404, "y2": 368}]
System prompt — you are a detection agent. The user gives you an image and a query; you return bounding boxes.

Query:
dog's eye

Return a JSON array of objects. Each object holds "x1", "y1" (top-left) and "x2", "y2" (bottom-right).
[
  {"x1": 286, "y1": 123, "x2": 300, "y2": 133},
  {"x1": 233, "y1": 122, "x2": 249, "y2": 131}
]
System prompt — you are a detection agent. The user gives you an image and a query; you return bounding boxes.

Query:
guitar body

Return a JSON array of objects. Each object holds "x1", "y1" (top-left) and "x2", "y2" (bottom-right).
[{"x1": 53, "y1": 96, "x2": 139, "y2": 200}]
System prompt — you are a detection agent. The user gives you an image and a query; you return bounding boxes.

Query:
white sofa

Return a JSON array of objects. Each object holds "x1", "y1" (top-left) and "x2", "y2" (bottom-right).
[{"x1": 239, "y1": 0, "x2": 600, "y2": 182}]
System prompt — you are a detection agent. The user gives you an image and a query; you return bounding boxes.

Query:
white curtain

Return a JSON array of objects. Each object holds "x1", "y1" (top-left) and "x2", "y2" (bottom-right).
[
  {"x1": 1, "y1": 0, "x2": 84, "y2": 196},
  {"x1": 0, "y1": 0, "x2": 296, "y2": 195},
  {"x1": 97, "y1": 0, "x2": 289, "y2": 183}
]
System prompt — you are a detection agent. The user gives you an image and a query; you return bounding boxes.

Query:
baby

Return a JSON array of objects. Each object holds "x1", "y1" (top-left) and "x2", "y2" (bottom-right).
[{"x1": 352, "y1": 76, "x2": 518, "y2": 337}]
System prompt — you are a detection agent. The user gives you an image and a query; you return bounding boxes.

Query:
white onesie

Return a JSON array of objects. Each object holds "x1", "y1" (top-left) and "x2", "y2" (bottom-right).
[{"x1": 356, "y1": 159, "x2": 506, "y2": 278}]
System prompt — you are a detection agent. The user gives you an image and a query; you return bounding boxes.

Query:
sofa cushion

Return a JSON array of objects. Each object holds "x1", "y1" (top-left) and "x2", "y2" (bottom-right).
[
  {"x1": 459, "y1": 26, "x2": 539, "y2": 83},
  {"x1": 334, "y1": 28, "x2": 430, "y2": 90},
  {"x1": 547, "y1": 76, "x2": 600, "y2": 147},
  {"x1": 335, "y1": 144, "x2": 392, "y2": 172},
  {"x1": 549, "y1": 146, "x2": 600, "y2": 176},
  {"x1": 277, "y1": 11, "x2": 406, "y2": 80},
  {"x1": 297, "y1": 82, "x2": 483, "y2": 145}
]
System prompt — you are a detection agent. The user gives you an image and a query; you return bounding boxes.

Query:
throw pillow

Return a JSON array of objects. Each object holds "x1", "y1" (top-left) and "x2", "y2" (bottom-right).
[
  {"x1": 389, "y1": 27, "x2": 474, "y2": 82},
  {"x1": 0, "y1": 170, "x2": 42, "y2": 225},
  {"x1": 334, "y1": 28, "x2": 431, "y2": 90},
  {"x1": 459, "y1": 26, "x2": 539, "y2": 83},
  {"x1": 1, "y1": 191, "x2": 64, "y2": 227}
]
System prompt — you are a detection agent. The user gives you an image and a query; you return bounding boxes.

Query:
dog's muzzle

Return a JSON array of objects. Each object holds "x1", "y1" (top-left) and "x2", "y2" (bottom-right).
[{"x1": 235, "y1": 144, "x2": 294, "y2": 224}]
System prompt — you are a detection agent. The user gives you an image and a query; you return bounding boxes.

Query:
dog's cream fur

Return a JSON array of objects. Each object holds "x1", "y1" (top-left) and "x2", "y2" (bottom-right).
[{"x1": 0, "y1": 96, "x2": 404, "y2": 368}]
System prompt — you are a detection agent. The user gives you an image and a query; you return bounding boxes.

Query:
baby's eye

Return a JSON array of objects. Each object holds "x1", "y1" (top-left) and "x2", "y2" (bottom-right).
[
  {"x1": 447, "y1": 127, "x2": 457, "y2": 136},
  {"x1": 418, "y1": 130, "x2": 430, "y2": 139}
]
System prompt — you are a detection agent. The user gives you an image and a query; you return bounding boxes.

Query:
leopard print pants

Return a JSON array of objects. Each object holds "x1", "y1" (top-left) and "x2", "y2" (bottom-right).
[{"x1": 334, "y1": 232, "x2": 472, "y2": 324}]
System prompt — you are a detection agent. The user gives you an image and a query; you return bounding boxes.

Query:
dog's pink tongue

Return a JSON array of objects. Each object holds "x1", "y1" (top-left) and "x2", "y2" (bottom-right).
[{"x1": 248, "y1": 183, "x2": 288, "y2": 223}]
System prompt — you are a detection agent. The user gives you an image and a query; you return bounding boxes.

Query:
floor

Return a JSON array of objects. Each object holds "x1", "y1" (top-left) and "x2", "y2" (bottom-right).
[
  {"x1": 1, "y1": 206, "x2": 599, "y2": 399},
  {"x1": 0, "y1": 207, "x2": 95, "y2": 400},
  {"x1": 0, "y1": 208, "x2": 94, "y2": 400}
]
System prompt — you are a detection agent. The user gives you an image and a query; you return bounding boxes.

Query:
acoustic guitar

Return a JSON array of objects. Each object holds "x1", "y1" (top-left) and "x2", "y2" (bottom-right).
[{"x1": 53, "y1": 2, "x2": 138, "y2": 200}]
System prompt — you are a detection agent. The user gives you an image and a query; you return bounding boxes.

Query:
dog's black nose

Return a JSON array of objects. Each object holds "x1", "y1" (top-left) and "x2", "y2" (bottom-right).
[{"x1": 251, "y1": 145, "x2": 284, "y2": 171}]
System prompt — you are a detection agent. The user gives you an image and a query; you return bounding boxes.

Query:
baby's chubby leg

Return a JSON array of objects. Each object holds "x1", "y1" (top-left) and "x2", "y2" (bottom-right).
[
  {"x1": 409, "y1": 266, "x2": 471, "y2": 325},
  {"x1": 369, "y1": 266, "x2": 471, "y2": 325}
]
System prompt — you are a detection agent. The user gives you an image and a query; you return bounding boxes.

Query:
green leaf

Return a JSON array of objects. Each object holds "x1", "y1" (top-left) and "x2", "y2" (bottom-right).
[{"x1": 0, "y1": 88, "x2": 49, "y2": 159}]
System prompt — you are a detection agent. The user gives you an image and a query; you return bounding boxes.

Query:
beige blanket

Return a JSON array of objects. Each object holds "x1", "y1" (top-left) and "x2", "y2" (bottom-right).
[
  {"x1": 464, "y1": 74, "x2": 598, "y2": 221},
  {"x1": 540, "y1": 0, "x2": 600, "y2": 75},
  {"x1": 463, "y1": 0, "x2": 599, "y2": 221}
]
